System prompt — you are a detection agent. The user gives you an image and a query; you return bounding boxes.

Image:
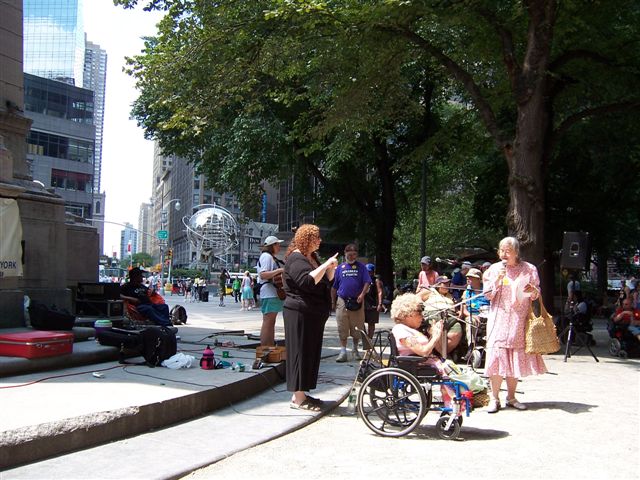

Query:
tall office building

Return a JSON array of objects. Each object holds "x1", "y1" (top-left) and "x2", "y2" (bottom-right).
[
  {"x1": 138, "y1": 201, "x2": 153, "y2": 255},
  {"x1": 83, "y1": 39, "x2": 106, "y2": 193},
  {"x1": 24, "y1": 73, "x2": 95, "y2": 219},
  {"x1": 23, "y1": 0, "x2": 85, "y2": 86},
  {"x1": 23, "y1": 0, "x2": 109, "y2": 251},
  {"x1": 83, "y1": 39, "x2": 107, "y2": 253},
  {"x1": 120, "y1": 223, "x2": 138, "y2": 261}
]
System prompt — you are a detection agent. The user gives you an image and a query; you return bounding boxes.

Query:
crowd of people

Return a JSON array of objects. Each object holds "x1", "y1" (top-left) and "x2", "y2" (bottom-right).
[{"x1": 120, "y1": 230, "x2": 631, "y2": 415}]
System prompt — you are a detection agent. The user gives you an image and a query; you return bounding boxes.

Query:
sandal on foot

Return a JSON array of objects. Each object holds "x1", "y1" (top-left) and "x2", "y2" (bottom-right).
[
  {"x1": 506, "y1": 398, "x2": 527, "y2": 410},
  {"x1": 305, "y1": 395, "x2": 324, "y2": 405},
  {"x1": 290, "y1": 399, "x2": 322, "y2": 412},
  {"x1": 487, "y1": 398, "x2": 501, "y2": 414}
]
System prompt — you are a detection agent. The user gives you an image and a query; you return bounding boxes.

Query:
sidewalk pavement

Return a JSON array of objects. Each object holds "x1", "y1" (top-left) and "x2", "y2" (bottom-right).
[
  {"x1": 0, "y1": 297, "x2": 375, "y2": 477},
  {"x1": 2, "y1": 296, "x2": 638, "y2": 479}
]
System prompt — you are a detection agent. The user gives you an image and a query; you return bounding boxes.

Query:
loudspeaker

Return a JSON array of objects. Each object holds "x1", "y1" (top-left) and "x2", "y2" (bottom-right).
[{"x1": 560, "y1": 232, "x2": 591, "y2": 270}]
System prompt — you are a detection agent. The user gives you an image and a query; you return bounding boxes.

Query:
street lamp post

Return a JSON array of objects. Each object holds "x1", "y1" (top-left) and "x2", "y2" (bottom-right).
[{"x1": 160, "y1": 199, "x2": 181, "y2": 290}]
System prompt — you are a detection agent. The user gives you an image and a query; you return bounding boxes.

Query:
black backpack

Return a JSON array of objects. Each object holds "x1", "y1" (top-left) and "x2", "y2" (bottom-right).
[
  {"x1": 97, "y1": 326, "x2": 177, "y2": 367},
  {"x1": 170, "y1": 305, "x2": 188, "y2": 325},
  {"x1": 140, "y1": 326, "x2": 177, "y2": 366}
]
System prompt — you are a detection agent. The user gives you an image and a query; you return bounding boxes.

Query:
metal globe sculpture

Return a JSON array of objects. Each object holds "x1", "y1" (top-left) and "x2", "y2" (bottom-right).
[{"x1": 183, "y1": 205, "x2": 239, "y2": 261}]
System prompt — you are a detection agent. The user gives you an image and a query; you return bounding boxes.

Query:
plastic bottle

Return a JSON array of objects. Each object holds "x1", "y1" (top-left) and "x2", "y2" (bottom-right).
[
  {"x1": 199, "y1": 345, "x2": 215, "y2": 370},
  {"x1": 347, "y1": 387, "x2": 357, "y2": 414}
]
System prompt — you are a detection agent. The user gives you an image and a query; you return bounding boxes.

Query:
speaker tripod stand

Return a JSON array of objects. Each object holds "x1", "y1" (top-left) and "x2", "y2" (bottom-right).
[{"x1": 560, "y1": 313, "x2": 599, "y2": 363}]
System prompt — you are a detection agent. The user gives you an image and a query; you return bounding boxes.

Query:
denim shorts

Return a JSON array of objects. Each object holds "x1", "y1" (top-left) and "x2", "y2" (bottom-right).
[{"x1": 261, "y1": 297, "x2": 283, "y2": 314}]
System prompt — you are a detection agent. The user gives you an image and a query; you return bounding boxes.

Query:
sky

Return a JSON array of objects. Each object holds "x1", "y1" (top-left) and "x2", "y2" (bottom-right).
[{"x1": 83, "y1": 1, "x2": 164, "y2": 256}]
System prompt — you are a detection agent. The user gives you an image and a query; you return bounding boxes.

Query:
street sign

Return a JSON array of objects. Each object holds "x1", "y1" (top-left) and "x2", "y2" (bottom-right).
[{"x1": 157, "y1": 230, "x2": 168, "y2": 240}]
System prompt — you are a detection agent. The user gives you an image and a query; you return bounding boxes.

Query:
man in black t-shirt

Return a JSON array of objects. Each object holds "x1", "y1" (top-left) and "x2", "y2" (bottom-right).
[{"x1": 120, "y1": 267, "x2": 171, "y2": 326}]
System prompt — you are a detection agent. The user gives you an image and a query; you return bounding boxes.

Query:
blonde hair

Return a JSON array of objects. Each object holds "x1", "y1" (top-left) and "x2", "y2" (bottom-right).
[
  {"x1": 390, "y1": 293, "x2": 423, "y2": 324},
  {"x1": 499, "y1": 236, "x2": 520, "y2": 259},
  {"x1": 286, "y1": 224, "x2": 320, "y2": 257}
]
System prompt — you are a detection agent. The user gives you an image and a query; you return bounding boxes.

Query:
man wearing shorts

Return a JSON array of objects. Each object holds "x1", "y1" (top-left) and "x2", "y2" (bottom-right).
[{"x1": 332, "y1": 244, "x2": 370, "y2": 362}]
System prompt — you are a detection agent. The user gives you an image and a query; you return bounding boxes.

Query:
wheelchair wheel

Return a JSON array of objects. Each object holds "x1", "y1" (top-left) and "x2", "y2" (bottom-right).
[
  {"x1": 357, "y1": 367, "x2": 426, "y2": 437},
  {"x1": 609, "y1": 338, "x2": 621, "y2": 356},
  {"x1": 440, "y1": 410, "x2": 462, "y2": 427},
  {"x1": 435, "y1": 414, "x2": 461, "y2": 440}
]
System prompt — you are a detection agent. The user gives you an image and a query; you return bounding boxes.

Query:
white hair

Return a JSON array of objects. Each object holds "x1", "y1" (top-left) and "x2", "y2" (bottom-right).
[{"x1": 499, "y1": 236, "x2": 520, "y2": 258}]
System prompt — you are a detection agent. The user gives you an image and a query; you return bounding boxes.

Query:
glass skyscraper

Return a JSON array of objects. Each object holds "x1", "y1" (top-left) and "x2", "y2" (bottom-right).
[
  {"x1": 23, "y1": 0, "x2": 85, "y2": 86},
  {"x1": 83, "y1": 39, "x2": 107, "y2": 193}
]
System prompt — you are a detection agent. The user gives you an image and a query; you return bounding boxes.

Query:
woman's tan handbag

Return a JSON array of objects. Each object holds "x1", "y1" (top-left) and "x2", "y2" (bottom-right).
[{"x1": 525, "y1": 299, "x2": 560, "y2": 354}]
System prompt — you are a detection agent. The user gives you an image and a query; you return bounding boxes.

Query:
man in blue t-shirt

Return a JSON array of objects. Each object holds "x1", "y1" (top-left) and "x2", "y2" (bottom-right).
[{"x1": 331, "y1": 243, "x2": 370, "y2": 362}]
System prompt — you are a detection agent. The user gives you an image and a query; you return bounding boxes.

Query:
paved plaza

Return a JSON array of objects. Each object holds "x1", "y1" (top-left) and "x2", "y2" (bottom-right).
[{"x1": 2, "y1": 295, "x2": 639, "y2": 479}]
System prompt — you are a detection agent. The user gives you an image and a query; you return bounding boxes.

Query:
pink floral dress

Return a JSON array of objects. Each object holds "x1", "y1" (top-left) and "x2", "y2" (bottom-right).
[{"x1": 482, "y1": 261, "x2": 547, "y2": 378}]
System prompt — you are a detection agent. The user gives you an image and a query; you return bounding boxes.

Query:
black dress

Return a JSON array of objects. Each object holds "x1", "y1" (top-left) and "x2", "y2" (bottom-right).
[{"x1": 282, "y1": 252, "x2": 332, "y2": 392}]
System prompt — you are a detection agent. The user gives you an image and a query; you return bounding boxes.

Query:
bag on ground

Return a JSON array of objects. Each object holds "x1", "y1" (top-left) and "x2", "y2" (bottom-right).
[
  {"x1": 140, "y1": 326, "x2": 177, "y2": 367},
  {"x1": 170, "y1": 305, "x2": 188, "y2": 325}
]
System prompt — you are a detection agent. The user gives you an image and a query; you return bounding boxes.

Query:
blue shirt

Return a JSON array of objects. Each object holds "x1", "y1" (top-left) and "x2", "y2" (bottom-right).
[
  {"x1": 333, "y1": 261, "x2": 369, "y2": 299},
  {"x1": 463, "y1": 286, "x2": 490, "y2": 315}
]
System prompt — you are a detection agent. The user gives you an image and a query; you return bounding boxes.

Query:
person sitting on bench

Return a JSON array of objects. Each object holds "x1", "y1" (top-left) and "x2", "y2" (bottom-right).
[{"x1": 120, "y1": 267, "x2": 172, "y2": 327}]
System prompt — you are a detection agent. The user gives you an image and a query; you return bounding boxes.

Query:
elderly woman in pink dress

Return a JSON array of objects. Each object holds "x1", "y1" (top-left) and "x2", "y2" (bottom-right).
[{"x1": 483, "y1": 236, "x2": 547, "y2": 413}]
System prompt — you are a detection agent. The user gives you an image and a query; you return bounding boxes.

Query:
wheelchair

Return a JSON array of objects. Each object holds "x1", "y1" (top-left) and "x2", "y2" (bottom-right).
[{"x1": 355, "y1": 329, "x2": 473, "y2": 440}]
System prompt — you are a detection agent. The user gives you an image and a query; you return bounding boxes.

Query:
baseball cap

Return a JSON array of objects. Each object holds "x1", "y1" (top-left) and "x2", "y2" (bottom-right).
[
  {"x1": 467, "y1": 268, "x2": 482, "y2": 279},
  {"x1": 461, "y1": 261, "x2": 472, "y2": 270},
  {"x1": 366, "y1": 263, "x2": 375, "y2": 272},
  {"x1": 128, "y1": 267, "x2": 147, "y2": 277},
  {"x1": 434, "y1": 275, "x2": 450, "y2": 285},
  {"x1": 420, "y1": 256, "x2": 431, "y2": 265},
  {"x1": 263, "y1": 235, "x2": 284, "y2": 246}
]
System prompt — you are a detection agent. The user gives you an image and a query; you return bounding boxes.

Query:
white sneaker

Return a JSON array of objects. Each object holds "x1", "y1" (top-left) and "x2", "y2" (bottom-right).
[
  {"x1": 352, "y1": 350, "x2": 362, "y2": 361},
  {"x1": 336, "y1": 352, "x2": 348, "y2": 363}
]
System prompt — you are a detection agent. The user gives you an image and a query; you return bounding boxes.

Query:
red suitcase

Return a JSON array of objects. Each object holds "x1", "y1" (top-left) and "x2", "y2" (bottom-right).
[{"x1": 0, "y1": 331, "x2": 74, "y2": 358}]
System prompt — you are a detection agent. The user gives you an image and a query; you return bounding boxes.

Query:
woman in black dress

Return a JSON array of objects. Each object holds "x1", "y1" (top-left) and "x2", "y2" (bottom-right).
[{"x1": 283, "y1": 224, "x2": 338, "y2": 411}]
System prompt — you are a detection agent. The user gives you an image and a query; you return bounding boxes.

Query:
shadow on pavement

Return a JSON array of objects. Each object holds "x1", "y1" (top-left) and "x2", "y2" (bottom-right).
[
  {"x1": 523, "y1": 401, "x2": 596, "y2": 414},
  {"x1": 411, "y1": 425, "x2": 510, "y2": 441}
]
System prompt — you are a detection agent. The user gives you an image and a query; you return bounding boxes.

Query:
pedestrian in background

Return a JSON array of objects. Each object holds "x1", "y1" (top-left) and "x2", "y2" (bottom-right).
[
  {"x1": 258, "y1": 235, "x2": 285, "y2": 346},
  {"x1": 232, "y1": 276, "x2": 241, "y2": 303},
  {"x1": 283, "y1": 224, "x2": 338, "y2": 411},
  {"x1": 416, "y1": 256, "x2": 438, "y2": 293},
  {"x1": 364, "y1": 263, "x2": 384, "y2": 339},
  {"x1": 332, "y1": 244, "x2": 370, "y2": 362},
  {"x1": 241, "y1": 271, "x2": 254, "y2": 311},
  {"x1": 219, "y1": 269, "x2": 229, "y2": 307},
  {"x1": 482, "y1": 236, "x2": 546, "y2": 413},
  {"x1": 451, "y1": 261, "x2": 471, "y2": 301}
]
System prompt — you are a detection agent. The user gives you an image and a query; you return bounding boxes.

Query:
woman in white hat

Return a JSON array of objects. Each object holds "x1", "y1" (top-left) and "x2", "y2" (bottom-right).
[{"x1": 257, "y1": 235, "x2": 285, "y2": 346}]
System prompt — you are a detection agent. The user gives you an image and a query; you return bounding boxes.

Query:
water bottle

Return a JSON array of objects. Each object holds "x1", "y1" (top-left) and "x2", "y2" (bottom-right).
[
  {"x1": 199, "y1": 345, "x2": 215, "y2": 370},
  {"x1": 347, "y1": 387, "x2": 357, "y2": 414}
]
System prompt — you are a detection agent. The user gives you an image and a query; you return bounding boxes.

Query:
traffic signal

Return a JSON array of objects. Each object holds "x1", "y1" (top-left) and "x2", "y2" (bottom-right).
[{"x1": 167, "y1": 248, "x2": 173, "y2": 260}]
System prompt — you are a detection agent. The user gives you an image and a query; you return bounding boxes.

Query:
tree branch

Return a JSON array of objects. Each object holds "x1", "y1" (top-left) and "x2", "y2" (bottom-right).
[
  {"x1": 379, "y1": 24, "x2": 509, "y2": 151},
  {"x1": 475, "y1": 7, "x2": 522, "y2": 91},
  {"x1": 549, "y1": 49, "x2": 614, "y2": 71},
  {"x1": 552, "y1": 100, "x2": 640, "y2": 148}
]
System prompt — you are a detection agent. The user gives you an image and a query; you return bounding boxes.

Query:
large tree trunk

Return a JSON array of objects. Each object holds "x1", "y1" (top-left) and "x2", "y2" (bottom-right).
[
  {"x1": 373, "y1": 139, "x2": 397, "y2": 289},
  {"x1": 507, "y1": 89, "x2": 548, "y2": 257},
  {"x1": 506, "y1": 0, "x2": 556, "y2": 302}
]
